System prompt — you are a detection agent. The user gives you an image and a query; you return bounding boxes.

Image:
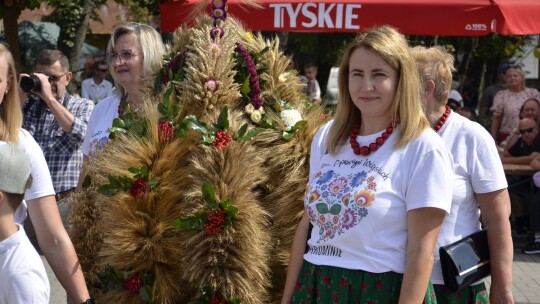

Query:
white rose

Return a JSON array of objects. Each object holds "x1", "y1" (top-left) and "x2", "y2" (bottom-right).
[
  {"x1": 280, "y1": 109, "x2": 302, "y2": 129},
  {"x1": 250, "y1": 110, "x2": 262, "y2": 123},
  {"x1": 245, "y1": 103, "x2": 255, "y2": 114}
]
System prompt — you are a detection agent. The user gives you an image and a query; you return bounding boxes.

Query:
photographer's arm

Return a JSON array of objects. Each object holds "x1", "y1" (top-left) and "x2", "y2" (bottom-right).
[{"x1": 32, "y1": 73, "x2": 75, "y2": 132}]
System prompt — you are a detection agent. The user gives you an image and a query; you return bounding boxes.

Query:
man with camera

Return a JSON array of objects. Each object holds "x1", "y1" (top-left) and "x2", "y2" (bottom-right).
[{"x1": 20, "y1": 49, "x2": 94, "y2": 203}]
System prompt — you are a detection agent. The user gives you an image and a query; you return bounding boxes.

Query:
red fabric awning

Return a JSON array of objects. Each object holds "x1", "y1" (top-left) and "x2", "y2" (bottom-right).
[{"x1": 160, "y1": 0, "x2": 540, "y2": 36}]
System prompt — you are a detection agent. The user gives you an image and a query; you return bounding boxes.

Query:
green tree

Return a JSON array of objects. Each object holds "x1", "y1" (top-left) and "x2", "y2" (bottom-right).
[{"x1": 0, "y1": 0, "x2": 42, "y2": 70}]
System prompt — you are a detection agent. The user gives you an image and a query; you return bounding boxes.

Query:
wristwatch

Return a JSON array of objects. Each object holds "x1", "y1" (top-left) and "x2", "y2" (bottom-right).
[{"x1": 81, "y1": 299, "x2": 95, "y2": 304}]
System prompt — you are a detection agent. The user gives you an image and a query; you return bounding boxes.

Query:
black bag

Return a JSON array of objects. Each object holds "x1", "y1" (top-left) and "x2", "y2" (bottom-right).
[{"x1": 439, "y1": 229, "x2": 490, "y2": 292}]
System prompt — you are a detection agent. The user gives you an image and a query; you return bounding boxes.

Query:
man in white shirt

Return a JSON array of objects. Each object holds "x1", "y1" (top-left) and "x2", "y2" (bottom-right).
[{"x1": 81, "y1": 60, "x2": 113, "y2": 104}]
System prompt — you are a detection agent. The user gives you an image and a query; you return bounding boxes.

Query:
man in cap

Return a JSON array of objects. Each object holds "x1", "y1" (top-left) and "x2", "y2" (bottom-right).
[{"x1": 479, "y1": 63, "x2": 509, "y2": 117}]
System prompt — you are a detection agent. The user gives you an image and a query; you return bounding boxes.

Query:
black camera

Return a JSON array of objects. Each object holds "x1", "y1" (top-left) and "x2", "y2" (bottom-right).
[{"x1": 20, "y1": 75, "x2": 50, "y2": 93}]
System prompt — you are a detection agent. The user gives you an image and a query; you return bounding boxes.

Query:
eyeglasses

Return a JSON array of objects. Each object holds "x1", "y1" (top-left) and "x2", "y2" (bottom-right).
[
  {"x1": 48, "y1": 72, "x2": 68, "y2": 82},
  {"x1": 519, "y1": 127, "x2": 535, "y2": 135},
  {"x1": 107, "y1": 50, "x2": 138, "y2": 64}
]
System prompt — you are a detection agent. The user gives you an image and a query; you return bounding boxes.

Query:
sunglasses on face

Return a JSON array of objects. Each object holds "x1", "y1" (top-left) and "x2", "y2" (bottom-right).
[
  {"x1": 106, "y1": 50, "x2": 138, "y2": 64},
  {"x1": 46, "y1": 72, "x2": 68, "y2": 82},
  {"x1": 519, "y1": 127, "x2": 535, "y2": 135}
]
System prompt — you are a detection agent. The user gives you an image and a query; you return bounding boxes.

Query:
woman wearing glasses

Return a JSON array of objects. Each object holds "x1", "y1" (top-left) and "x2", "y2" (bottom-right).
[
  {"x1": 490, "y1": 65, "x2": 539, "y2": 147},
  {"x1": 79, "y1": 23, "x2": 165, "y2": 162}
]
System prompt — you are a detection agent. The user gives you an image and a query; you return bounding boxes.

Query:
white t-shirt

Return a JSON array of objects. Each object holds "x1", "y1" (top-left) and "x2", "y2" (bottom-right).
[
  {"x1": 431, "y1": 111, "x2": 508, "y2": 284},
  {"x1": 82, "y1": 94, "x2": 121, "y2": 156},
  {"x1": 81, "y1": 77, "x2": 113, "y2": 103},
  {"x1": 304, "y1": 121, "x2": 453, "y2": 274},
  {"x1": 0, "y1": 224, "x2": 50, "y2": 304},
  {"x1": 14, "y1": 129, "x2": 55, "y2": 224}
]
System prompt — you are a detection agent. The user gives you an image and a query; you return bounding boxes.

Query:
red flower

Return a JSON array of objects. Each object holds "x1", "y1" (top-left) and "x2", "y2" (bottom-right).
[
  {"x1": 376, "y1": 279, "x2": 383, "y2": 289},
  {"x1": 307, "y1": 285, "x2": 313, "y2": 293},
  {"x1": 333, "y1": 292, "x2": 339, "y2": 302},
  {"x1": 158, "y1": 121, "x2": 174, "y2": 143},
  {"x1": 322, "y1": 276, "x2": 331, "y2": 286},
  {"x1": 340, "y1": 278, "x2": 346, "y2": 288},
  {"x1": 212, "y1": 130, "x2": 233, "y2": 149},
  {"x1": 130, "y1": 178, "x2": 149, "y2": 199},
  {"x1": 123, "y1": 272, "x2": 143, "y2": 293},
  {"x1": 210, "y1": 292, "x2": 229, "y2": 304},
  {"x1": 204, "y1": 209, "x2": 226, "y2": 235},
  {"x1": 361, "y1": 281, "x2": 367, "y2": 291},
  {"x1": 295, "y1": 282, "x2": 302, "y2": 290}
]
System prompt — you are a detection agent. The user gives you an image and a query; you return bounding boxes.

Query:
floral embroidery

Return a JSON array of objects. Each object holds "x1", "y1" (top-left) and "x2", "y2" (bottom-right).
[{"x1": 305, "y1": 169, "x2": 378, "y2": 243}]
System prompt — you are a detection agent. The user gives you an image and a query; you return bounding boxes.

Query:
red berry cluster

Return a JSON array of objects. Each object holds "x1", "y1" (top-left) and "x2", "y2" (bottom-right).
[
  {"x1": 210, "y1": 292, "x2": 230, "y2": 304},
  {"x1": 123, "y1": 272, "x2": 143, "y2": 294},
  {"x1": 204, "y1": 209, "x2": 226, "y2": 235},
  {"x1": 158, "y1": 121, "x2": 174, "y2": 143},
  {"x1": 212, "y1": 130, "x2": 233, "y2": 149},
  {"x1": 130, "y1": 178, "x2": 150, "y2": 199}
]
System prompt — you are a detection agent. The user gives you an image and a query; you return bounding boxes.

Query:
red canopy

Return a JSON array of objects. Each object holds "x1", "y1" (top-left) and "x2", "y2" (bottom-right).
[{"x1": 160, "y1": 0, "x2": 540, "y2": 36}]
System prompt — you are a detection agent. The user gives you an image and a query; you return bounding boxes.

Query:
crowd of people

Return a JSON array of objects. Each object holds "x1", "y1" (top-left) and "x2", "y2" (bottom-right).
[{"x1": 0, "y1": 20, "x2": 532, "y2": 304}]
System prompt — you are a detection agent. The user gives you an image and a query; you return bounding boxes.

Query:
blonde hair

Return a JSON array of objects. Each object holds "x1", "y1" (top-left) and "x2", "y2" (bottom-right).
[
  {"x1": 107, "y1": 22, "x2": 166, "y2": 97},
  {"x1": 327, "y1": 26, "x2": 428, "y2": 154},
  {"x1": 506, "y1": 66, "x2": 526, "y2": 90},
  {"x1": 410, "y1": 46, "x2": 455, "y2": 103},
  {"x1": 0, "y1": 44, "x2": 22, "y2": 144}
]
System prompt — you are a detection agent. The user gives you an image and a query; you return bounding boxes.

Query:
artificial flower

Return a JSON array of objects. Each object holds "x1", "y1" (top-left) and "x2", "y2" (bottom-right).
[
  {"x1": 244, "y1": 103, "x2": 255, "y2": 114},
  {"x1": 158, "y1": 121, "x2": 174, "y2": 143},
  {"x1": 205, "y1": 79, "x2": 218, "y2": 92},
  {"x1": 250, "y1": 110, "x2": 262, "y2": 123},
  {"x1": 131, "y1": 178, "x2": 150, "y2": 199},
  {"x1": 208, "y1": 43, "x2": 223, "y2": 58},
  {"x1": 123, "y1": 272, "x2": 143, "y2": 293},
  {"x1": 280, "y1": 109, "x2": 303, "y2": 129}
]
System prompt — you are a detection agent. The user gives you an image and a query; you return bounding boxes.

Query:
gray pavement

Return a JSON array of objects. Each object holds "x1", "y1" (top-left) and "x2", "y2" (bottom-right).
[{"x1": 44, "y1": 240, "x2": 540, "y2": 304}]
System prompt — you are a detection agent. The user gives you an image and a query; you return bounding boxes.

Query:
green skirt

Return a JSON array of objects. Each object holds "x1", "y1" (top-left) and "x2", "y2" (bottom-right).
[
  {"x1": 433, "y1": 283, "x2": 489, "y2": 304},
  {"x1": 292, "y1": 260, "x2": 437, "y2": 304}
]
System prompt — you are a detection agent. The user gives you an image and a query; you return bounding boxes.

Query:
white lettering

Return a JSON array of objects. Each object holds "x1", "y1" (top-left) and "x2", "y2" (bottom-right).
[
  {"x1": 270, "y1": 3, "x2": 363, "y2": 30},
  {"x1": 301, "y1": 3, "x2": 317, "y2": 28},
  {"x1": 286, "y1": 3, "x2": 303, "y2": 28},
  {"x1": 318, "y1": 4, "x2": 335, "y2": 28},
  {"x1": 335, "y1": 4, "x2": 343, "y2": 29},
  {"x1": 345, "y1": 4, "x2": 361, "y2": 30}
]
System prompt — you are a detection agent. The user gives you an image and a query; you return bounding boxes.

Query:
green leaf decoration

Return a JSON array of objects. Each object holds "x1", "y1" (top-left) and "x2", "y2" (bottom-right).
[
  {"x1": 236, "y1": 123, "x2": 248, "y2": 139},
  {"x1": 175, "y1": 128, "x2": 188, "y2": 138},
  {"x1": 173, "y1": 217, "x2": 203, "y2": 231},
  {"x1": 290, "y1": 120, "x2": 308, "y2": 131},
  {"x1": 283, "y1": 131, "x2": 294, "y2": 140},
  {"x1": 149, "y1": 177, "x2": 159, "y2": 191},
  {"x1": 201, "y1": 182, "x2": 217, "y2": 206},
  {"x1": 240, "y1": 77, "x2": 251, "y2": 96},
  {"x1": 112, "y1": 118, "x2": 126, "y2": 128},
  {"x1": 139, "y1": 286, "x2": 151, "y2": 302},
  {"x1": 329, "y1": 204, "x2": 342, "y2": 215},
  {"x1": 184, "y1": 115, "x2": 210, "y2": 134},
  {"x1": 316, "y1": 203, "x2": 329, "y2": 214},
  {"x1": 97, "y1": 184, "x2": 118, "y2": 197},
  {"x1": 239, "y1": 128, "x2": 265, "y2": 142},
  {"x1": 216, "y1": 106, "x2": 229, "y2": 131},
  {"x1": 82, "y1": 175, "x2": 91, "y2": 190},
  {"x1": 128, "y1": 167, "x2": 140, "y2": 174}
]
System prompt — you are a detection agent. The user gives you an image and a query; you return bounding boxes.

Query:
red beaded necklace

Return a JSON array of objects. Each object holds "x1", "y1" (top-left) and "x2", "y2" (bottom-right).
[
  {"x1": 433, "y1": 105, "x2": 451, "y2": 132},
  {"x1": 349, "y1": 122, "x2": 395, "y2": 156}
]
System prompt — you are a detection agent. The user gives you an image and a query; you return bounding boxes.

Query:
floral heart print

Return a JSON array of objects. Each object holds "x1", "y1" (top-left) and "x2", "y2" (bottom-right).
[{"x1": 305, "y1": 170, "x2": 378, "y2": 243}]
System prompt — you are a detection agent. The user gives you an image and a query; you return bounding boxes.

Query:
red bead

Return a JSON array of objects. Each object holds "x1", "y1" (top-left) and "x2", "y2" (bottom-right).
[
  {"x1": 376, "y1": 137, "x2": 384, "y2": 145},
  {"x1": 386, "y1": 127, "x2": 393, "y2": 133},
  {"x1": 359, "y1": 146, "x2": 370, "y2": 156},
  {"x1": 369, "y1": 143, "x2": 378, "y2": 151},
  {"x1": 433, "y1": 105, "x2": 451, "y2": 133},
  {"x1": 381, "y1": 132, "x2": 389, "y2": 139}
]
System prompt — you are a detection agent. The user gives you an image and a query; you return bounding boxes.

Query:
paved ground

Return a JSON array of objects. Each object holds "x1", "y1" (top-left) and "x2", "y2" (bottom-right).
[{"x1": 44, "y1": 237, "x2": 540, "y2": 304}]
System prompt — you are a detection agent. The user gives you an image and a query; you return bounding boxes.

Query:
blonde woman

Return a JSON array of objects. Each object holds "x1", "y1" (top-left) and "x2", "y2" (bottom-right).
[
  {"x1": 282, "y1": 26, "x2": 453, "y2": 303},
  {"x1": 0, "y1": 44, "x2": 91, "y2": 303},
  {"x1": 412, "y1": 45, "x2": 514, "y2": 304}
]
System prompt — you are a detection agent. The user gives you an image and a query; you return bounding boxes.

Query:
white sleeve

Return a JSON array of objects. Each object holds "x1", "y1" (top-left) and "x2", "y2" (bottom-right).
[
  {"x1": 17, "y1": 129, "x2": 55, "y2": 201},
  {"x1": 309, "y1": 121, "x2": 333, "y2": 181}
]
